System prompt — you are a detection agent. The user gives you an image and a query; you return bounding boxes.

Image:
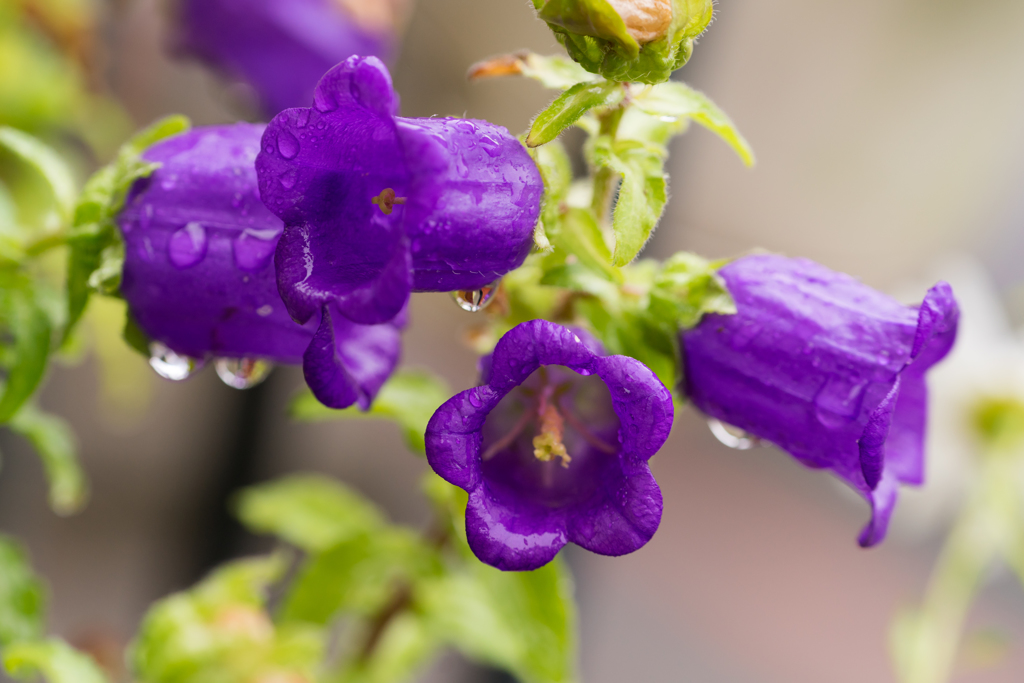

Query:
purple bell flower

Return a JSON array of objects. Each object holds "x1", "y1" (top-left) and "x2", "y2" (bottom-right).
[
  {"x1": 255, "y1": 56, "x2": 543, "y2": 327},
  {"x1": 173, "y1": 0, "x2": 398, "y2": 117},
  {"x1": 425, "y1": 320, "x2": 674, "y2": 571},
  {"x1": 118, "y1": 123, "x2": 404, "y2": 409},
  {"x1": 681, "y1": 254, "x2": 959, "y2": 547}
]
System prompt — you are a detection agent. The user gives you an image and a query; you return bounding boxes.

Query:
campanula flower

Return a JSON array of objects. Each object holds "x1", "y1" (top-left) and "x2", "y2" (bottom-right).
[
  {"x1": 532, "y1": 0, "x2": 713, "y2": 83},
  {"x1": 425, "y1": 320, "x2": 673, "y2": 571},
  {"x1": 173, "y1": 0, "x2": 401, "y2": 116},
  {"x1": 255, "y1": 56, "x2": 543, "y2": 327},
  {"x1": 118, "y1": 123, "x2": 403, "y2": 409},
  {"x1": 681, "y1": 254, "x2": 959, "y2": 547}
]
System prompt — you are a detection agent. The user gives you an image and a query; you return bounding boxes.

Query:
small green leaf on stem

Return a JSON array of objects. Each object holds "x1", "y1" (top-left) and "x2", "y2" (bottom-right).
[
  {"x1": 9, "y1": 405, "x2": 86, "y2": 516},
  {"x1": 0, "y1": 535, "x2": 47, "y2": 647},
  {"x1": 648, "y1": 252, "x2": 735, "y2": 330},
  {"x1": 0, "y1": 127, "x2": 76, "y2": 222},
  {"x1": 0, "y1": 289, "x2": 52, "y2": 424},
  {"x1": 235, "y1": 474, "x2": 384, "y2": 552},
  {"x1": 633, "y1": 82, "x2": 754, "y2": 166},
  {"x1": 528, "y1": 81, "x2": 624, "y2": 148},
  {"x1": 4, "y1": 639, "x2": 108, "y2": 683},
  {"x1": 546, "y1": 208, "x2": 621, "y2": 283},
  {"x1": 290, "y1": 369, "x2": 450, "y2": 455}
]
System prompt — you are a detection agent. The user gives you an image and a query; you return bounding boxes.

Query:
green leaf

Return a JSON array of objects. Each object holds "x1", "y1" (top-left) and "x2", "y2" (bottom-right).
[
  {"x1": 0, "y1": 289, "x2": 52, "y2": 423},
  {"x1": 519, "y1": 53, "x2": 601, "y2": 90},
  {"x1": 648, "y1": 252, "x2": 735, "y2": 330},
  {"x1": 546, "y1": 208, "x2": 620, "y2": 283},
  {"x1": 420, "y1": 558, "x2": 578, "y2": 683},
  {"x1": 539, "y1": 263, "x2": 619, "y2": 300},
  {"x1": 528, "y1": 140, "x2": 574, "y2": 251},
  {"x1": 602, "y1": 142, "x2": 668, "y2": 266},
  {"x1": 3, "y1": 639, "x2": 108, "y2": 683},
  {"x1": 0, "y1": 534, "x2": 46, "y2": 647},
  {"x1": 577, "y1": 299, "x2": 677, "y2": 389},
  {"x1": 290, "y1": 369, "x2": 450, "y2": 455},
  {"x1": 65, "y1": 116, "x2": 190, "y2": 340},
  {"x1": 633, "y1": 82, "x2": 755, "y2": 166},
  {"x1": 334, "y1": 613, "x2": 437, "y2": 683},
  {"x1": 8, "y1": 405, "x2": 85, "y2": 516},
  {"x1": 131, "y1": 555, "x2": 323, "y2": 683},
  {"x1": 0, "y1": 127, "x2": 76, "y2": 221},
  {"x1": 234, "y1": 474, "x2": 384, "y2": 552},
  {"x1": 281, "y1": 528, "x2": 438, "y2": 624},
  {"x1": 527, "y1": 80, "x2": 623, "y2": 148}
]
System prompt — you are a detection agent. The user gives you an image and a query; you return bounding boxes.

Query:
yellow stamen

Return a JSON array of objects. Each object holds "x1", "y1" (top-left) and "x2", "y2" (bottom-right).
[
  {"x1": 533, "y1": 400, "x2": 571, "y2": 468},
  {"x1": 371, "y1": 188, "x2": 407, "y2": 215}
]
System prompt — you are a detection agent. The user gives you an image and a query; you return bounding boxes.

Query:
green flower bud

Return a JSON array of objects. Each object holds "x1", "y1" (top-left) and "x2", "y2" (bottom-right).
[{"x1": 532, "y1": 0, "x2": 713, "y2": 84}]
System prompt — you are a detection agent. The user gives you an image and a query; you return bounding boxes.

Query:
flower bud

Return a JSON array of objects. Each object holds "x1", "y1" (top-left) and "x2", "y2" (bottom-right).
[{"x1": 533, "y1": 0, "x2": 713, "y2": 83}]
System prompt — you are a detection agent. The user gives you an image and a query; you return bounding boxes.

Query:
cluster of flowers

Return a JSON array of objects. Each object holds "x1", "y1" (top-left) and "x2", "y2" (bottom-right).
[{"x1": 120, "y1": 51, "x2": 959, "y2": 571}]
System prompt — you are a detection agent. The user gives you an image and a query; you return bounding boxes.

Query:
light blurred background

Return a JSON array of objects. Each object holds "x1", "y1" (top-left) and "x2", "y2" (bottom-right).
[{"x1": 3, "y1": 0, "x2": 1024, "y2": 681}]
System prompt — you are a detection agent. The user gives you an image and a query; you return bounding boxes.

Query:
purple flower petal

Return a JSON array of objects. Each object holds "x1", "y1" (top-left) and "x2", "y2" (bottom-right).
[
  {"x1": 681, "y1": 254, "x2": 960, "y2": 547},
  {"x1": 256, "y1": 57, "x2": 542, "y2": 326},
  {"x1": 119, "y1": 124, "x2": 404, "y2": 409},
  {"x1": 426, "y1": 320, "x2": 673, "y2": 570},
  {"x1": 174, "y1": 0, "x2": 393, "y2": 117}
]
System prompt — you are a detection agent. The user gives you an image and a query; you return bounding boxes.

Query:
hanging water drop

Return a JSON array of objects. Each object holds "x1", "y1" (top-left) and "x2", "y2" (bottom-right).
[
  {"x1": 452, "y1": 282, "x2": 499, "y2": 312},
  {"x1": 707, "y1": 418, "x2": 758, "y2": 450},
  {"x1": 168, "y1": 222, "x2": 208, "y2": 268},
  {"x1": 149, "y1": 342, "x2": 204, "y2": 381},
  {"x1": 215, "y1": 358, "x2": 273, "y2": 389}
]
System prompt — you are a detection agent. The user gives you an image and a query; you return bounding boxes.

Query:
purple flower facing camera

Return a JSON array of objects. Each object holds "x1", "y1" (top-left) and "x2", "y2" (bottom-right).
[
  {"x1": 118, "y1": 123, "x2": 403, "y2": 409},
  {"x1": 425, "y1": 320, "x2": 673, "y2": 571},
  {"x1": 255, "y1": 56, "x2": 543, "y2": 328},
  {"x1": 681, "y1": 254, "x2": 959, "y2": 546}
]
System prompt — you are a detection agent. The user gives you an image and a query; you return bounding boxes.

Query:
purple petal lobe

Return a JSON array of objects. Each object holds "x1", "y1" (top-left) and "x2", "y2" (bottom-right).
[{"x1": 425, "y1": 319, "x2": 672, "y2": 570}]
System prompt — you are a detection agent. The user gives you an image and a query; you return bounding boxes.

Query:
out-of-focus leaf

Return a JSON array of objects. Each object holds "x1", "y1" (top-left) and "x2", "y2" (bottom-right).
[
  {"x1": 130, "y1": 555, "x2": 323, "y2": 683},
  {"x1": 3, "y1": 639, "x2": 108, "y2": 683},
  {"x1": 0, "y1": 534, "x2": 46, "y2": 646},
  {"x1": 420, "y1": 558, "x2": 578, "y2": 683},
  {"x1": 0, "y1": 288, "x2": 52, "y2": 423},
  {"x1": 65, "y1": 115, "x2": 190, "y2": 340},
  {"x1": 539, "y1": 263, "x2": 619, "y2": 300},
  {"x1": 234, "y1": 474, "x2": 384, "y2": 552},
  {"x1": 0, "y1": 127, "x2": 75, "y2": 221},
  {"x1": 334, "y1": 613, "x2": 437, "y2": 683},
  {"x1": 8, "y1": 404, "x2": 85, "y2": 515},
  {"x1": 546, "y1": 208, "x2": 620, "y2": 283},
  {"x1": 576, "y1": 298, "x2": 677, "y2": 389},
  {"x1": 648, "y1": 252, "x2": 735, "y2": 330},
  {"x1": 281, "y1": 528, "x2": 439, "y2": 625},
  {"x1": 633, "y1": 82, "x2": 754, "y2": 166},
  {"x1": 528, "y1": 140, "x2": 574, "y2": 251},
  {"x1": 527, "y1": 81, "x2": 623, "y2": 148},
  {"x1": 290, "y1": 369, "x2": 450, "y2": 454}
]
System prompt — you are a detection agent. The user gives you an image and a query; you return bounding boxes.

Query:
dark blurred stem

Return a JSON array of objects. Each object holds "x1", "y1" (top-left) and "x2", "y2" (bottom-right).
[
  {"x1": 590, "y1": 102, "x2": 626, "y2": 229},
  {"x1": 187, "y1": 377, "x2": 271, "y2": 583}
]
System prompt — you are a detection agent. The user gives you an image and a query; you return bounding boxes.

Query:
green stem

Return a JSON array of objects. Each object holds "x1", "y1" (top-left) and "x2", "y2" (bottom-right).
[{"x1": 894, "y1": 452, "x2": 1022, "y2": 683}]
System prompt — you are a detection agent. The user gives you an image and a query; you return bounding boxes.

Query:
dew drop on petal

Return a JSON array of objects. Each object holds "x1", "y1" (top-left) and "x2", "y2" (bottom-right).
[
  {"x1": 168, "y1": 222, "x2": 208, "y2": 268},
  {"x1": 294, "y1": 109, "x2": 310, "y2": 128},
  {"x1": 276, "y1": 132, "x2": 300, "y2": 159},
  {"x1": 279, "y1": 170, "x2": 297, "y2": 189},
  {"x1": 256, "y1": 304, "x2": 273, "y2": 317},
  {"x1": 233, "y1": 228, "x2": 280, "y2": 271},
  {"x1": 707, "y1": 418, "x2": 758, "y2": 450},
  {"x1": 452, "y1": 281, "x2": 499, "y2": 312},
  {"x1": 215, "y1": 358, "x2": 273, "y2": 389},
  {"x1": 149, "y1": 342, "x2": 204, "y2": 381}
]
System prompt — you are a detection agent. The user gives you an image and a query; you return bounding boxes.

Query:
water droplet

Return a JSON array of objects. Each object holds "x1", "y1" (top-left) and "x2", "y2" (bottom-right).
[
  {"x1": 215, "y1": 358, "x2": 273, "y2": 389},
  {"x1": 233, "y1": 228, "x2": 280, "y2": 271},
  {"x1": 168, "y1": 222, "x2": 208, "y2": 268},
  {"x1": 140, "y1": 204, "x2": 154, "y2": 230},
  {"x1": 452, "y1": 282, "x2": 499, "y2": 312},
  {"x1": 279, "y1": 170, "x2": 297, "y2": 188},
  {"x1": 478, "y1": 133, "x2": 503, "y2": 157},
  {"x1": 276, "y1": 132, "x2": 300, "y2": 159},
  {"x1": 294, "y1": 109, "x2": 310, "y2": 128},
  {"x1": 256, "y1": 304, "x2": 273, "y2": 317},
  {"x1": 707, "y1": 418, "x2": 758, "y2": 450},
  {"x1": 149, "y1": 342, "x2": 204, "y2": 381}
]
